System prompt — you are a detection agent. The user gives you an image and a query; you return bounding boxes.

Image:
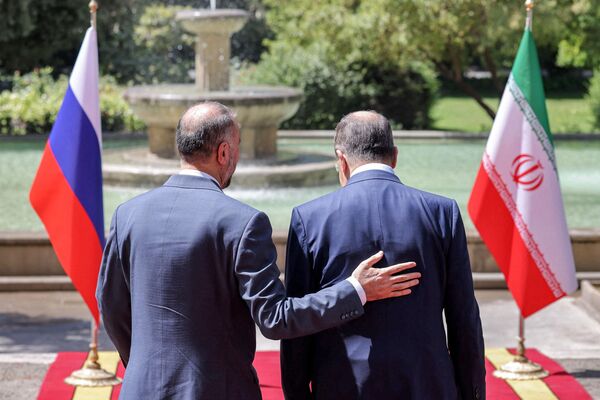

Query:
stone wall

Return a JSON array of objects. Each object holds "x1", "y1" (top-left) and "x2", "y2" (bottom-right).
[{"x1": 2, "y1": 230, "x2": 599, "y2": 277}]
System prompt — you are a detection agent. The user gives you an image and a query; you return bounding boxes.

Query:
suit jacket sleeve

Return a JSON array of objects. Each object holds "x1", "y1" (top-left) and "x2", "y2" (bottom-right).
[
  {"x1": 444, "y1": 201, "x2": 486, "y2": 400},
  {"x1": 234, "y1": 211, "x2": 364, "y2": 341},
  {"x1": 96, "y1": 208, "x2": 132, "y2": 367},
  {"x1": 281, "y1": 208, "x2": 315, "y2": 400}
]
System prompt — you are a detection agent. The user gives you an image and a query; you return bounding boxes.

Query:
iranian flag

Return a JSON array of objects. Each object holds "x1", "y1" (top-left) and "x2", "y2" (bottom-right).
[{"x1": 468, "y1": 28, "x2": 577, "y2": 317}]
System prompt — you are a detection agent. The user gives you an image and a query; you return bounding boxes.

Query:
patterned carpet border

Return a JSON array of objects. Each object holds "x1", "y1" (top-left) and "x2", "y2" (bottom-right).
[{"x1": 37, "y1": 349, "x2": 591, "y2": 399}]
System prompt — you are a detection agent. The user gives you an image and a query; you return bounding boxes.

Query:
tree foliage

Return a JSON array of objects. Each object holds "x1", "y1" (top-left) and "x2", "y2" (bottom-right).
[
  {"x1": 556, "y1": 0, "x2": 600, "y2": 68},
  {"x1": 0, "y1": 0, "x2": 272, "y2": 83},
  {"x1": 259, "y1": 0, "x2": 590, "y2": 121},
  {"x1": 132, "y1": 5, "x2": 195, "y2": 84},
  {"x1": 244, "y1": 0, "x2": 438, "y2": 129},
  {"x1": 387, "y1": 0, "x2": 574, "y2": 118}
]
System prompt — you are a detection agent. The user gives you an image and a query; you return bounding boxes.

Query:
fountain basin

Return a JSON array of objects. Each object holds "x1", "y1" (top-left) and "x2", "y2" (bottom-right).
[
  {"x1": 102, "y1": 146, "x2": 338, "y2": 188},
  {"x1": 124, "y1": 84, "x2": 303, "y2": 159},
  {"x1": 119, "y1": 7, "x2": 323, "y2": 189},
  {"x1": 176, "y1": 9, "x2": 249, "y2": 35}
]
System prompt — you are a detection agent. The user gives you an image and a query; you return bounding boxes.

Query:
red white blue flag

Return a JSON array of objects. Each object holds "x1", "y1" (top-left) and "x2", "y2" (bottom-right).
[{"x1": 30, "y1": 27, "x2": 104, "y2": 322}]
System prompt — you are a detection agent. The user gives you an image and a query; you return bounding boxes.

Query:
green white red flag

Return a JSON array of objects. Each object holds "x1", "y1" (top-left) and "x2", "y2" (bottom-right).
[{"x1": 468, "y1": 28, "x2": 577, "y2": 317}]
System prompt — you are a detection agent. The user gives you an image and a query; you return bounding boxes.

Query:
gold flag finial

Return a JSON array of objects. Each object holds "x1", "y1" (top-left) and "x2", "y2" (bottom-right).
[
  {"x1": 89, "y1": 1, "x2": 98, "y2": 29},
  {"x1": 525, "y1": 0, "x2": 535, "y2": 11},
  {"x1": 525, "y1": 0, "x2": 535, "y2": 30}
]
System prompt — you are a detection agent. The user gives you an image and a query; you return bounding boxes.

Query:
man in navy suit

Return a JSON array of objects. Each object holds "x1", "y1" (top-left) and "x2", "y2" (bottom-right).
[
  {"x1": 96, "y1": 102, "x2": 421, "y2": 399},
  {"x1": 281, "y1": 111, "x2": 485, "y2": 400}
]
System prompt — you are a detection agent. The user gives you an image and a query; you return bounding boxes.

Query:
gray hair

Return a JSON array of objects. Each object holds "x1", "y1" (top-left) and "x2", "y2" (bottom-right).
[
  {"x1": 176, "y1": 101, "x2": 237, "y2": 161},
  {"x1": 334, "y1": 111, "x2": 395, "y2": 164}
]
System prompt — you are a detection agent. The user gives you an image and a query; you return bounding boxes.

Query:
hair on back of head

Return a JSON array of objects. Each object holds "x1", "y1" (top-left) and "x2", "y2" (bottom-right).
[
  {"x1": 334, "y1": 111, "x2": 394, "y2": 164},
  {"x1": 176, "y1": 101, "x2": 237, "y2": 162}
]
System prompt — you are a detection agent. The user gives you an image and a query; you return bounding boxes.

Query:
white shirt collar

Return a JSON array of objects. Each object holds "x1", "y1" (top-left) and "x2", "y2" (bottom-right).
[
  {"x1": 350, "y1": 163, "x2": 395, "y2": 178},
  {"x1": 179, "y1": 169, "x2": 221, "y2": 187}
]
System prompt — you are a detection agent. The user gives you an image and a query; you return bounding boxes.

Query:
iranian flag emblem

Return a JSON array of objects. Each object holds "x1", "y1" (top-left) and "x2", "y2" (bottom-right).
[{"x1": 468, "y1": 29, "x2": 577, "y2": 317}]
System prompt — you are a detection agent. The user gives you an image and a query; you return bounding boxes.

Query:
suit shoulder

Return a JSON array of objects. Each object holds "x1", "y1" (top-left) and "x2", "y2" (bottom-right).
[
  {"x1": 403, "y1": 185, "x2": 456, "y2": 209},
  {"x1": 113, "y1": 188, "x2": 159, "y2": 216},
  {"x1": 115, "y1": 186, "x2": 261, "y2": 221},
  {"x1": 220, "y1": 194, "x2": 263, "y2": 218},
  {"x1": 296, "y1": 182, "x2": 455, "y2": 212},
  {"x1": 293, "y1": 186, "x2": 345, "y2": 216}
]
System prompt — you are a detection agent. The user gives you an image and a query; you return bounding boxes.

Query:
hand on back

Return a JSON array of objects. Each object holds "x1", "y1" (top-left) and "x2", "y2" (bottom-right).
[{"x1": 352, "y1": 251, "x2": 420, "y2": 302}]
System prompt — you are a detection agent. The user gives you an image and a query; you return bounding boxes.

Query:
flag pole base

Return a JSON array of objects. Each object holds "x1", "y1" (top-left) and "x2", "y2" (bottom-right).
[
  {"x1": 64, "y1": 345, "x2": 121, "y2": 387},
  {"x1": 64, "y1": 362, "x2": 122, "y2": 387},
  {"x1": 493, "y1": 354, "x2": 549, "y2": 381}
]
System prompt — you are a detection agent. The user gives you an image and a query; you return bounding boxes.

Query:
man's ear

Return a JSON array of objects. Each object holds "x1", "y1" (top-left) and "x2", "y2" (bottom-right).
[
  {"x1": 390, "y1": 146, "x2": 398, "y2": 169},
  {"x1": 336, "y1": 149, "x2": 351, "y2": 182},
  {"x1": 216, "y1": 141, "x2": 230, "y2": 166},
  {"x1": 340, "y1": 153, "x2": 351, "y2": 177}
]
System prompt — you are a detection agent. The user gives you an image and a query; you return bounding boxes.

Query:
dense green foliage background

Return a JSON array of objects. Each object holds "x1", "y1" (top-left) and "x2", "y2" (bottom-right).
[
  {"x1": 0, "y1": 0, "x2": 270, "y2": 83},
  {"x1": 0, "y1": 0, "x2": 598, "y2": 133},
  {"x1": 253, "y1": 0, "x2": 598, "y2": 120},
  {"x1": 588, "y1": 70, "x2": 600, "y2": 129}
]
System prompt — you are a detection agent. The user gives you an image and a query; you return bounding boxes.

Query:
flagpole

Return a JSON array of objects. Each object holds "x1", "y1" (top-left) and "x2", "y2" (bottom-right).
[
  {"x1": 64, "y1": 2, "x2": 120, "y2": 387},
  {"x1": 493, "y1": 0, "x2": 550, "y2": 381},
  {"x1": 517, "y1": 313, "x2": 525, "y2": 357}
]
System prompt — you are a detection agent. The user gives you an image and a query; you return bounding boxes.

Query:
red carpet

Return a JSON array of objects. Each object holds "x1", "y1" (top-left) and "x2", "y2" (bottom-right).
[{"x1": 38, "y1": 349, "x2": 590, "y2": 399}]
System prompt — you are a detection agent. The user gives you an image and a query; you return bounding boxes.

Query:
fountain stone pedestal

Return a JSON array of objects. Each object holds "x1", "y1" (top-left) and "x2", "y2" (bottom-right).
[{"x1": 178, "y1": 9, "x2": 248, "y2": 92}]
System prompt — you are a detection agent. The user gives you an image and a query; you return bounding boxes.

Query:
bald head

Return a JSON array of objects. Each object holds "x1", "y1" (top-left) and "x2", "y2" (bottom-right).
[
  {"x1": 346, "y1": 111, "x2": 381, "y2": 121},
  {"x1": 176, "y1": 102, "x2": 237, "y2": 162},
  {"x1": 334, "y1": 110, "x2": 395, "y2": 165}
]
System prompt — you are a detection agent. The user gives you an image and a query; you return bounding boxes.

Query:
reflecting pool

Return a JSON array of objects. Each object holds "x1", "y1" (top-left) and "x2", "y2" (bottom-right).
[{"x1": 1, "y1": 137, "x2": 598, "y2": 232}]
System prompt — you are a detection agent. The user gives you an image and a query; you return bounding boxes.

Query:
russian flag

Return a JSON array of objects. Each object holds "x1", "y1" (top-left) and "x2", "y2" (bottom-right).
[{"x1": 30, "y1": 27, "x2": 104, "y2": 323}]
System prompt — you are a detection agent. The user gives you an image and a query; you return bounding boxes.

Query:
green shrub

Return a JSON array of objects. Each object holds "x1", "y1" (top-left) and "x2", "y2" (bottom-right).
[
  {"x1": 237, "y1": 0, "x2": 439, "y2": 130},
  {"x1": 0, "y1": 68, "x2": 144, "y2": 135},
  {"x1": 0, "y1": 68, "x2": 66, "y2": 135},
  {"x1": 99, "y1": 76, "x2": 146, "y2": 133},
  {"x1": 588, "y1": 69, "x2": 600, "y2": 130},
  {"x1": 240, "y1": 44, "x2": 437, "y2": 129}
]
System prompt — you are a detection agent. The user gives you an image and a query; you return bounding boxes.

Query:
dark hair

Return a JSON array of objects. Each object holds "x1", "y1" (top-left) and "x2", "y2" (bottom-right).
[
  {"x1": 176, "y1": 102, "x2": 236, "y2": 161},
  {"x1": 334, "y1": 111, "x2": 394, "y2": 163}
]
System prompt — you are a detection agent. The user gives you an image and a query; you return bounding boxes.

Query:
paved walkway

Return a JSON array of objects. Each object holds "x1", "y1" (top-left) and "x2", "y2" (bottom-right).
[{"x1": 0, "y1": 290, "x2": 599, "y2": 399}]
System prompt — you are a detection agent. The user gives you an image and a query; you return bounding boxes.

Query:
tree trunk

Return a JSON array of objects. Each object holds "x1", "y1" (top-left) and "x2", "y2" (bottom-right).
[
  {"x1": 482, "y1": 48, "x2": 503, "y2": 98},
  {"x1": 437, "y1": 62, "x2": 497, "y2": 121}
]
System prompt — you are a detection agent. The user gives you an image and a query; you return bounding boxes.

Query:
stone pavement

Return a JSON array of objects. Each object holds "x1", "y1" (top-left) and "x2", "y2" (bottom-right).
[{"x1": 0, "y1": 291, "x2": 599, "y2": 399}]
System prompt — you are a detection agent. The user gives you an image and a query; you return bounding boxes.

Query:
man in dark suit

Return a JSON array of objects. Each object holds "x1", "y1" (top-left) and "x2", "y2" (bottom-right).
[
  {"x1": 96, "y1": 102, "x2": 421, "y2": 399},
  {"x1": 281, "y1": 111, "x2": 485, "y2": 400}
]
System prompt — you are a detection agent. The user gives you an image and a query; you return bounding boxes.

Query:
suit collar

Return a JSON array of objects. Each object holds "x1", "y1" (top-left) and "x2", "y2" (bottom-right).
[
  {"x1": 350, "y1": 163, "x2": 395, "y2": 177},
  {"x1": 163, "y1": 174, "x2": 223, "y2": 192},
  {"x1": 178, "y1": 169, "x2": 220, "y2": 186},
  {"x1": 346, "y1": 169, "x2": 402, "y2": 186}
]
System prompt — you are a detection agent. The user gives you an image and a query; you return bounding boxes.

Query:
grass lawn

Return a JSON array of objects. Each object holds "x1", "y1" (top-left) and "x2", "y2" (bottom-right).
[{"x1": 431, "y1": 95, "x2": 597, "y2": 134}]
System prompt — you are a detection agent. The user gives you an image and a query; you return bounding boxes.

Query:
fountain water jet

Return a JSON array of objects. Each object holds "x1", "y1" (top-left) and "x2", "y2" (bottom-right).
[{"x1": 105, "y1": 7, "x2": 337, "y2": 188}]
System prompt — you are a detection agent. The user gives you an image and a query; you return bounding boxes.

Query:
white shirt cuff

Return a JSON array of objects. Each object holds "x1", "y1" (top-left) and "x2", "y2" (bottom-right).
[{"x1": 346, "y1": 276, "x2": 367, "y2": 305}]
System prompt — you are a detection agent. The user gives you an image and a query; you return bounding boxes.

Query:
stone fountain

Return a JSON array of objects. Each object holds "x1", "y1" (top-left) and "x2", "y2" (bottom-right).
[{"x1": 103, "y1": 7, "x2": 337, "y2": 188}]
